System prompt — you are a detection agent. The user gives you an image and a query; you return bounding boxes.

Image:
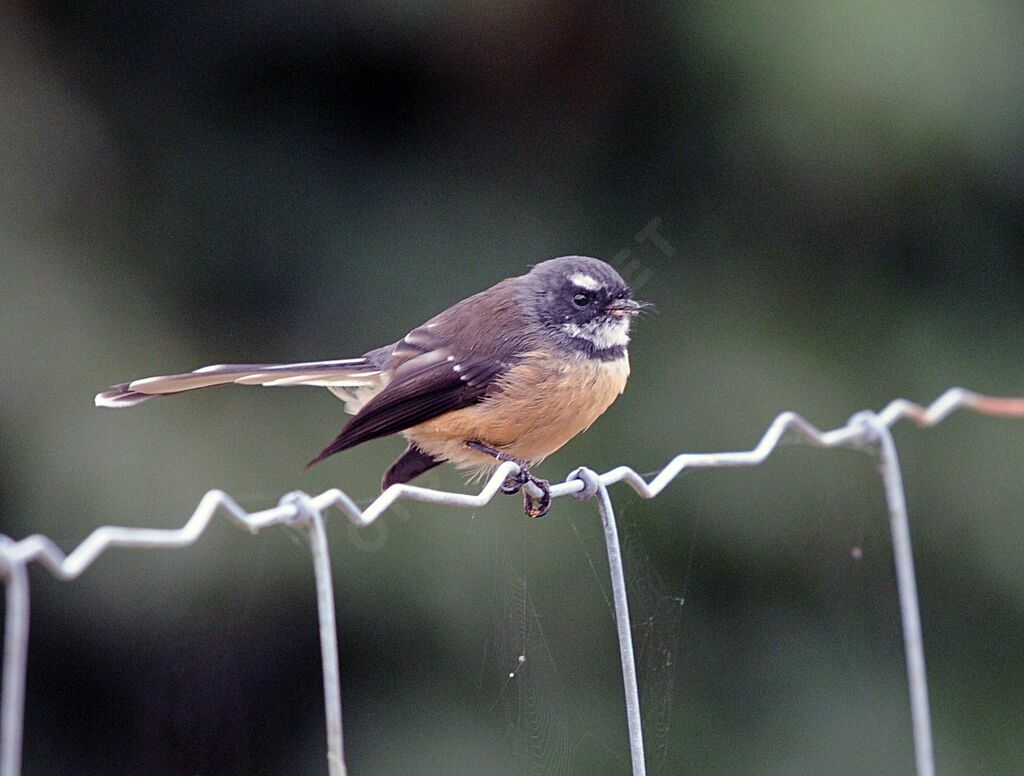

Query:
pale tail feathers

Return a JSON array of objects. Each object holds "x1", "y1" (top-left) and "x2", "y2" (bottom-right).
[{"x1": 95, "y1": 358, "x2": 386, "y2": 413}]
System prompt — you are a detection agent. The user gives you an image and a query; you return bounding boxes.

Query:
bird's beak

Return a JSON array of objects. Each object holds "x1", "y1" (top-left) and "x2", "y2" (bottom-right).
[{"x1": 605, "y1": 298, "x2": 649, "y2": 318}]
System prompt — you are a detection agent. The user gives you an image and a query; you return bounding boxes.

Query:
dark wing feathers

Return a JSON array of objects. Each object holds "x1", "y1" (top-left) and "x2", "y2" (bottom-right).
[
  {"x1": 306, "y1": 288, "x2": 529, "y2": 468},
  {"x1": 306, "y1": 350, "x2": 506, "y2": 467}
]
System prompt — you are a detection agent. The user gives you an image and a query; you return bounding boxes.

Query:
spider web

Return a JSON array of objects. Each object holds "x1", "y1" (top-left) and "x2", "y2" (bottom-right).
[
  {"x1": 619, "y1": 512, "x2": 688, "y2": 775},
  {"x1": 478, "y1": 543, "x2": 575, "y2": 775},
  {"x1": 473, "y1": 497, "x2": 690, "y2": 776}
]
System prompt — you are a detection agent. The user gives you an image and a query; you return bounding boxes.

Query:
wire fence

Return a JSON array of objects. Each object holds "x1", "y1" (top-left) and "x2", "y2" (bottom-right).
[{"x1": 2, "y1": 387, "x2": 1023, "y2": 776}]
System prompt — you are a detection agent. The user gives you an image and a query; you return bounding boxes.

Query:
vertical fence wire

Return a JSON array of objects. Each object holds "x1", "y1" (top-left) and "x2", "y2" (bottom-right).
[
  {"x1": 283, "y1": 494, "x2": 347, "y2": 776},
  {"x1": 1, "y1": 387, "x2": 1023, "y2": 775},
  {"x1": 592, "y1": 471, "x2": 647, "y2": 776},
  {"x1": 870, "y1": 419, "x2": 935, "y2": 776},
  {"x1": 0, "y1": 542, "x2": 28, "y2": 776}
]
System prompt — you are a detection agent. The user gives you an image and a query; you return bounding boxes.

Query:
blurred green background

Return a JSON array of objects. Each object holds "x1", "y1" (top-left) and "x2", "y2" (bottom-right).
[{"x1": 2, "y1": 2, "x2": 1022, "y2": 774}]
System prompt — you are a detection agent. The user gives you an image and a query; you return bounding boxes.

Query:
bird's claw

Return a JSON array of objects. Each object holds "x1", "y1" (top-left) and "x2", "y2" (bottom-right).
[
  {"x1": 500, "y1": 469, "x2": 526, "y2": 495},
  {"x1": 500, "y1": 469, "x2": 551, "y2": 517},
  {"x1": 523, "y1": 478, "x2": 551, "y2": 518}
]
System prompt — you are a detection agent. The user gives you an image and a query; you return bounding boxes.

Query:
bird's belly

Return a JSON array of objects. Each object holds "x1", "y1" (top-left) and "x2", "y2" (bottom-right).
[{"x1": 405, "y1": 352, "x2": 630, "y2": 470}]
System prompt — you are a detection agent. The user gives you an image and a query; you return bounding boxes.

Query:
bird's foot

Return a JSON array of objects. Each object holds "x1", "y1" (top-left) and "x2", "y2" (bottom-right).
[
  {"x1": 498, "y1": 466, "x2": 551, "y2": 518},
  {"x1": 522, "y1": 476, "x2": 551, "y2": 518},
  {"x1": 465, "y1": 440, "x2": 552, "y2": 518}
]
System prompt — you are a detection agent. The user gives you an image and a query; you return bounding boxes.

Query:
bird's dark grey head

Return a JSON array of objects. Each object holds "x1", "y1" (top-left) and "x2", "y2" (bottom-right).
[{"x1": 524, "y1": 256, "x2": 644, "y2": 359}]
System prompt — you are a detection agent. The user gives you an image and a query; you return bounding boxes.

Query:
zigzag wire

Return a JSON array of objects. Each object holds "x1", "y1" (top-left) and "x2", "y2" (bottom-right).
[{"x1": 3, "y1": 388, "x2": 1022, "y2": 577}]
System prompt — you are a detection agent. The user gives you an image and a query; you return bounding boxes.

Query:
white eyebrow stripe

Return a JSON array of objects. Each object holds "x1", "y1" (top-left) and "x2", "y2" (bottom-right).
[{"x1": 568, "y1": 272, "x2": 601, "y2": 290}]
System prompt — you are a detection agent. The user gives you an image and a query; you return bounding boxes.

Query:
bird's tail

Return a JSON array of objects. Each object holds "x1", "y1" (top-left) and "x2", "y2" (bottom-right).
[{"x1": 95, "y1": 358, "x2": 385, "y2": 411}]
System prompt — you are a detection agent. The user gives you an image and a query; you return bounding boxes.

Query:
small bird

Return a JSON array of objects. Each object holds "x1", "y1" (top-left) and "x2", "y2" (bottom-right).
[{"x1": 96, "y1": 256, "x2": 647, "y2": 516}]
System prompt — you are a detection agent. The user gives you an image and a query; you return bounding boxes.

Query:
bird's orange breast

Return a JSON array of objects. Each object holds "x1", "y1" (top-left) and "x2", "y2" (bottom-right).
[{"x1": 405, "y1": 350, "x2": 630, "y2": 471}]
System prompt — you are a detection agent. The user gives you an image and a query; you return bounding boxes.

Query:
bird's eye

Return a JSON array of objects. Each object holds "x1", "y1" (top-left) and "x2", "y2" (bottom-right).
[{"x1": 572, "y1": 292, "x2": 591, "y2": 307}]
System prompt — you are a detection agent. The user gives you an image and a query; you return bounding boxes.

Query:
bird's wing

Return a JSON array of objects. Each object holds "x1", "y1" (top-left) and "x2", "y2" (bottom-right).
[
  {"x1": 95, "y1": 359, "x2": 384, "y2": 408},
  {"x1": 306, "y1": 324, "x2": 511, "y2": 467}
]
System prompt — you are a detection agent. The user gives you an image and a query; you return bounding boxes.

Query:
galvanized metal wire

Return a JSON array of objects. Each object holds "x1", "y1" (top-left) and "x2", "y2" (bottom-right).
[{"x1": 2, "y1": 387, "x2": 1023, "y2": 775}]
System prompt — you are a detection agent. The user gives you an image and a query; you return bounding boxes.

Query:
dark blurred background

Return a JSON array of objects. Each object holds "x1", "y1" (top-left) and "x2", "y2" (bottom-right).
[{"x1": 2, "y1": 2, "x2": 1023, "y2": 774}]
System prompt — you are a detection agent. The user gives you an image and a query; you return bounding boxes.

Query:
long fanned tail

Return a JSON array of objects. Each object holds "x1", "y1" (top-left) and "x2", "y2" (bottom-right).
[{"x1": 95, "y1": 359, "x2": 385, "y2": 410}]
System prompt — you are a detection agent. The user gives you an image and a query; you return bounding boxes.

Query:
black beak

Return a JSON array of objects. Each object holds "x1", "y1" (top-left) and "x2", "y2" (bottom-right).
[{"x1": 605, "y1": 298, "x2": 649, "y2": 317}]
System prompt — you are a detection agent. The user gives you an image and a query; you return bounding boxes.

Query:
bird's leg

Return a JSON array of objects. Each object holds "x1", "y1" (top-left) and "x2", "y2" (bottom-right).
[
  {"x1": 465, "y1": 440, "x2": 552, "y2": 518},
  {"x1": 464, "y1": 440, "x2": 532, "y2": 492}
]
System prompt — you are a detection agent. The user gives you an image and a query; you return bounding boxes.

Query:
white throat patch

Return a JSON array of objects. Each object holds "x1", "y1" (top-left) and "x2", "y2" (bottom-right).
[{"x1": 562, "y1": 317, "x2": 631, "y2": 351}]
